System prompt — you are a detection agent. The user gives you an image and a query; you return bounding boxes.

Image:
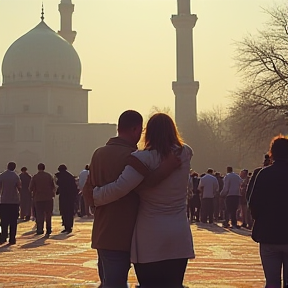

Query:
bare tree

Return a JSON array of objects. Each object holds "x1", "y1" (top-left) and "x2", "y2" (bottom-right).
[{"x1": 231, "y1": 4, "x2": 288, "y2": 143}]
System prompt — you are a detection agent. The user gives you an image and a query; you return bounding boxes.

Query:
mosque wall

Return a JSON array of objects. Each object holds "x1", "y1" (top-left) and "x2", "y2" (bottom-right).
[
  {"x1": 47, "y1": 86, "x2": 89, "y2": 123},
  {"x1": 0, "y1": 145, "x2": 15, "y2": 173},
  {"x1": 44, "y1": 123, "x2": 116, "y2": 175},
  {"x1": 0, "y1": 86, "x2": 49, "y2": 115}
]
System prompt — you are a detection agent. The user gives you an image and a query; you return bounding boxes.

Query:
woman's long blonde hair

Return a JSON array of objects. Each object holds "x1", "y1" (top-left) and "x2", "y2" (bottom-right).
[{"x1": 144, "y1": 113, "x2": 184, "y2": 158}]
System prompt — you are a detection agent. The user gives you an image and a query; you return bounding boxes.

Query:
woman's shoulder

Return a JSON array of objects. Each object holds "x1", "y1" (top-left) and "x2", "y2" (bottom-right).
[
  {"x1": 131, "y1": 150, "x2": 152, "y2": 161},
  {"x1": 180, "y1": 144, "x2": 193, "y2": 159},
  {"x1": 131, "y1": 149, "x2": 159, "y2": 168}
]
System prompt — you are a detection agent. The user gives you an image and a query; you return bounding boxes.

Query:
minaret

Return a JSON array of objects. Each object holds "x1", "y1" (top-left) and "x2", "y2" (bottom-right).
[
  {"x1": 41, "y1": 3, "x2": 45, "y2": 22},
  {"x1": 58, "y1": 0, "x2": 77, "y2": 44},
  {"x1": 171, "y1": 0, "x2": 199, "y2": 146}
]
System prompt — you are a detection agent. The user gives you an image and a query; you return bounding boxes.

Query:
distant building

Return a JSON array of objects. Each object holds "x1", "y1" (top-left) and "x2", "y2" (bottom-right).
[{"x1": 0, "y1": 0, "x2": 116, "y2": 174}]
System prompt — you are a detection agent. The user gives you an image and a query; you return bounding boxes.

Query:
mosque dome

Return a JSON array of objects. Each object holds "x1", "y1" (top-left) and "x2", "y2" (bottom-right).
[{"x1": 2, "y1": 21, "x2": 81, "y2": 86}]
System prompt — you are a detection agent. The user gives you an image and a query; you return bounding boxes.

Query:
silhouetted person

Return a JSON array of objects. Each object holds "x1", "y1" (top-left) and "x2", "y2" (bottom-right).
[
  {"x1": 186, "y1": 171, "x2": 194, "y2": 222},
  {"x1": 82, "y1": 110, "x2": 146, "y2": 287},
  {"x1": 246, "y1": 154, "x2": 271, "y2": 203},
  {"x1": 249, "y1": 136, "x2": 288, "y2": 288},
  {"x1": 221, "y1": 166, "x2": 242, "y2": 228},
  {"x1": 78, "y1": 164, "x2": 91, "y2": 217},
  {"x1": 0, "y1": 162, "x2": 21, "y2": 245},
  {"x1": 198, "y1": 168, "x2": 219, "y2": 224},
  {"x1": 215, "y1": 172, "x2": 224, "y2": 221},
  {"x1": 55, "y1": 164, "x2": 78, "y2": 233},
  {"x1": 19, "y1": 167, "x2": 32, "y2": 221},
  {"x1": 239, "y1": 169, "x2": 249, "y2": 228},
  {"x1": 29, "y1": 163, "x2": 56, "y2": 236},
  {"x1": 189, "y1": 172, "x2": 201, "y2": 222}
]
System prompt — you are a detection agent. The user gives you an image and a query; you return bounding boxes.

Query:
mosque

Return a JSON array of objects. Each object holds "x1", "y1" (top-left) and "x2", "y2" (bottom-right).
[
  {"x1": 0, "y1": 0, "x2": 198, "y2": 174},
  {"x1": 0, "y1": 1, "x2": 116, "y2": 174}
]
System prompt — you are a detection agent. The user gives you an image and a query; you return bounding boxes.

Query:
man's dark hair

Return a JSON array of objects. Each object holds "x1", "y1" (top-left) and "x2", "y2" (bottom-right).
[
  {"x1": 227, "y1": 166, "x2": 233, "y2": 173},
  {"x1": 7, "y1": 162, "x2": 16, "y2": 171},
  {"x1": 21, "y1": 167, "x2": 27, "y2": 172},
  {"x1": 269, "y1": 136, "x2": 288, "y2": 161},
  {"x1": 38, "y1": 163, "x2": 45, "y2": 171},
  {"x1": 85, "y1": 164, "x2": 89, "y2": 170},
  {"x1": 207, "y1": 168, "x2": 214, "y2": 174},
  {"x1": 58, "y1": 164, "x2": 67, "y2": 172},
  {"x1": 118, "y1": 110, "x2": 143, "y2": 133}
]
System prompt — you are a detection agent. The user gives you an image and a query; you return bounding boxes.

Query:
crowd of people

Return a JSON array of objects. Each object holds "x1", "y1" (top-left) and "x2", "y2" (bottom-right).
[
  {"x1": 0, "y1": 109, "x2": 287, "y2": 288},
  {"x1": 187, "y1": 166, "x2": 254, "y2": 229},
  {"x1": 0, "y1": 162, "x2": 91, "y2": 244}
]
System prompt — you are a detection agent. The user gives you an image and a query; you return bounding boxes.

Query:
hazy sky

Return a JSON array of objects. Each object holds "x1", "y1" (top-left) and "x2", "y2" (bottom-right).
[{"x1": 0, "y1": 0, "x2": 283, "y2": 123}]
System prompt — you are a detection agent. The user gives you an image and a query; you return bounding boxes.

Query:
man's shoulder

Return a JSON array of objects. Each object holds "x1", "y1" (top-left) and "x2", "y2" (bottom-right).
[
  {"x1": 0, "y1": 170, "x2": 8, "y2": 176},
  {"x1": 93, "y1": 141, "x2": 135, "y2": 158},
  {"x1": 200, "y1": 175, "x2": 210, "y2": 184},
  {"x1": 13, "y1": 172, "x2": 20, "y2": 179},
  {"x1": 1, "y1": 170, "x2": 18, "y2": 179},
  {"x1": 207, "y1": 174, "x2": 218, "y2": 183},
  {"x1": 230, "y1": 172, "x2": 240, "y2": 179},
  {"x1": 257, "y1": 165, "x2": 271, "y2": 177},
  {"x1": 204, "y1": 174, "x2": 214, "y2": 179},
  {"x1": 0, "y1": 170, "x2": 7, "y2": 179},
  {"x1": 34, "y1": 171, "x2": 52, "y2": 178}
]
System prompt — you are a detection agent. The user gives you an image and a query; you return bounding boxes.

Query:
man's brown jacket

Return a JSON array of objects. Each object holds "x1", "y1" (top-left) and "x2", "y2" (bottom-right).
[{"x1": 83, "y1": 137, "x2": 149, "y2": 251}]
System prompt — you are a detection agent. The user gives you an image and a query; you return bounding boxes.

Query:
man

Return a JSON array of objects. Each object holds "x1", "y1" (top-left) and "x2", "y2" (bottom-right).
[
  {"x1": 0, "y1": 162, "x2": 21, "y2": 245},
  {"x1": 189, "y1": 172, "x2": 201, "y2": 223},
  {"x1": 29, "y1": 163, "x2": 57, "y2": 236},
  {"x1": 248, "y1": 136, "x2": 288, "y2": 288},
  {"x1": 215, "y1": 172, "x2": 224, "y2": 221},
  {"x1": 83, "y1": 110, "x2": 179, "y2": 288},
  {"x1": 83, "y1": 110, "x2": 147, "y2": 288},
  {"x1": 239, "y1": 169, "x2": 250, "y2": 228},
  {"x1": 198, "y1": 168, "x2": 219, "y2": 224},
  {"x1": 246, "y1": 154, "x2": 271, "y2": 203},
  {"x1": 55, "y1": 164, "x2": 78, "y2": 234},
  {"x1": 78, "y1": 164, "x2": 91, "y2": 217},
  {"x1": 186, "y1": 170, "x2": 193, "y2": 221},
  {"x1": 220, "y1": 166, "x2": 242, "y2": 228},
  {"x1": 19, "y1": 167, "x2": 32, "y2": 221}
]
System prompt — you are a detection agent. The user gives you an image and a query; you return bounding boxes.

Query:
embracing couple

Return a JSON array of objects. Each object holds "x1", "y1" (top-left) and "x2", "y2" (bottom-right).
[{"x1": 83, "y1": 110, "x2": 195, "y2": 288}]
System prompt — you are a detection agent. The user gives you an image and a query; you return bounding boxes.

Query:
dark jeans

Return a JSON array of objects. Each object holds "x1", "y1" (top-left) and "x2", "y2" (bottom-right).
[
  {"x1": 0, "y1": 203, "x2": 19, "y2": 243},
  {"x1": 134, "y1": 258, "x2": 188, "y2": 288},
  {"x1": 97, "y1": 249, "x2": 131, "y2": 288},
  {"x1": 189, "y1": 195, "x2": 201, "y2": 222},
  {"x1": 61, "y1": 204, "x2": 74, "y2": 231},
  {"x1": 35, "y1": 200, "x2": 53, "y2": 233},
  {"x1": 225, "y1": 196, "x2": 240, "y2": 226},
  {"x1": 201, "y1": 198, "x2": 214, "y2": 223},
  {"x1": 260, "y1": 243, "x2": 288, "y2": 288},
  {"x1": 214, "y1": 196, "x2": 220, "y2": 220}
]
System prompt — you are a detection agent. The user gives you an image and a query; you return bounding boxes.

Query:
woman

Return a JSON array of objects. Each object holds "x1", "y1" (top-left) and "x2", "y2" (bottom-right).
[
  {"x1": 93, "y1": 113, "x2": 195, "y2": 288},
  {"x1": 249, "y1": 135, "x2": 288, "y2": 288}
]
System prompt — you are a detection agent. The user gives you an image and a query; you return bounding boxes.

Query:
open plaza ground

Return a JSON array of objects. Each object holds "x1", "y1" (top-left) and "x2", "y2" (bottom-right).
[{"x1": 0, "y1": 216, "x2": 265, "y2": 288}]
